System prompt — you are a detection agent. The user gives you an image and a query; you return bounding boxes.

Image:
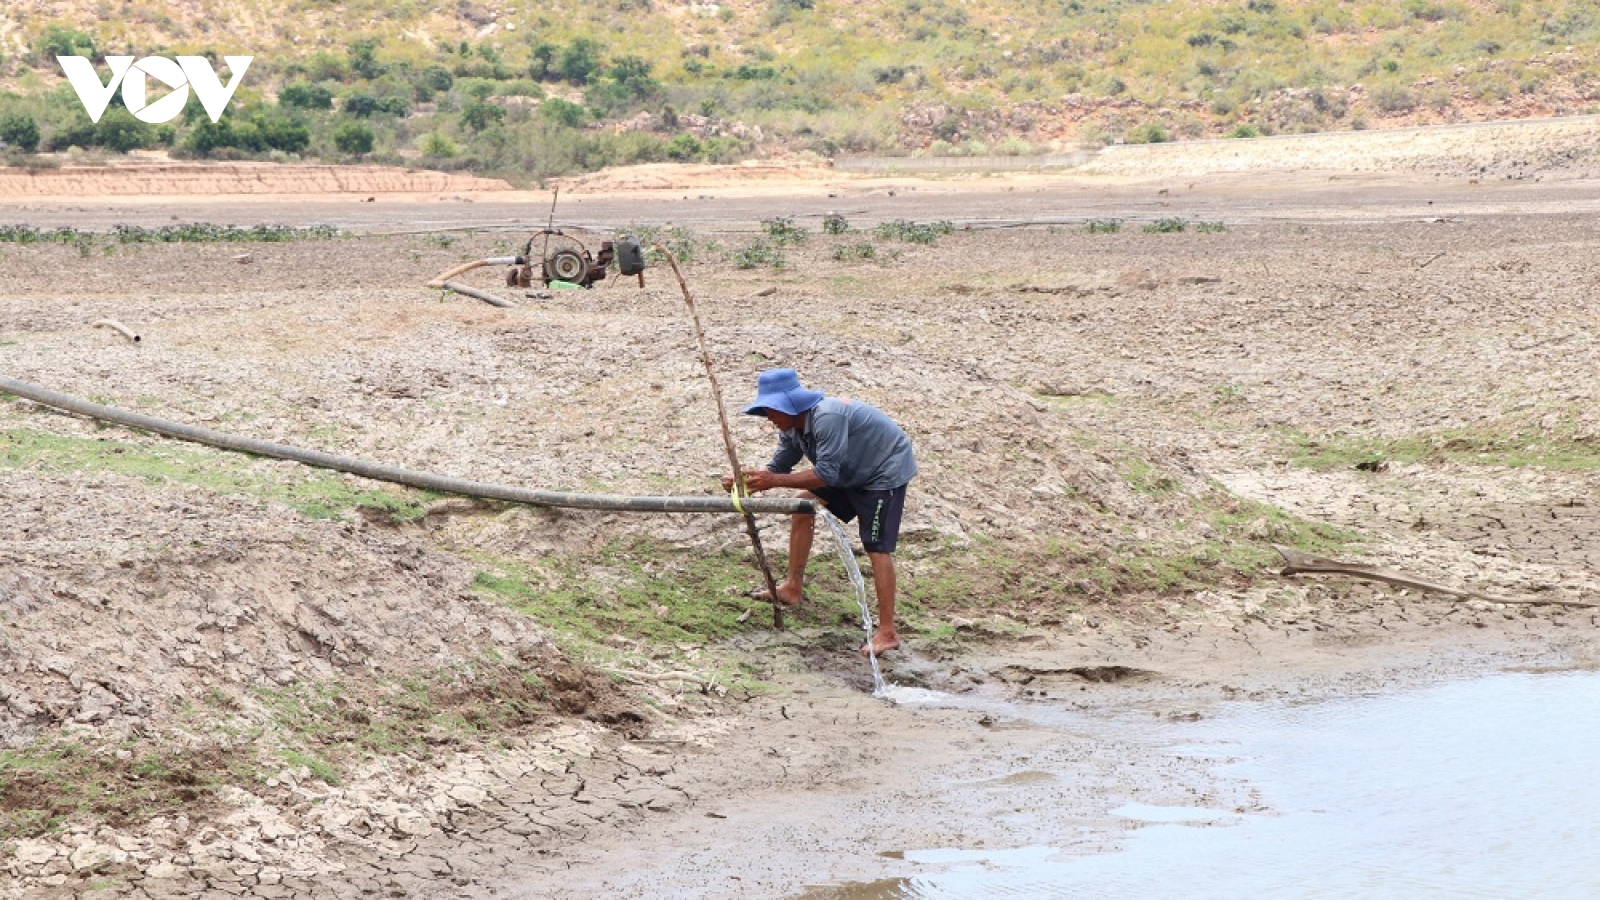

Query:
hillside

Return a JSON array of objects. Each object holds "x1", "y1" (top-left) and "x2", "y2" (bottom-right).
[{"x1": 1, "y1": 0, "x2": 1598, "y2": 181}]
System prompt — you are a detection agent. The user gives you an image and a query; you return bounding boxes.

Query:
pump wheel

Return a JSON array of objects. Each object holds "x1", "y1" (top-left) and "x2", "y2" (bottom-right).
[{"x1": 548, "y1": 250, "x2": 587, "y2": 283}]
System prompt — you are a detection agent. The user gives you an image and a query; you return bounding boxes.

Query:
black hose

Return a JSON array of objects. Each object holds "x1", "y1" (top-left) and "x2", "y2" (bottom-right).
[{"x1": 0, "y1": 376, "x2": 814, "y2": 516}]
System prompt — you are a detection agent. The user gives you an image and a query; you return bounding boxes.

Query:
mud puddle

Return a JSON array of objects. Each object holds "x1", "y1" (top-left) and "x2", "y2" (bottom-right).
[{"x1": 801, "y1": 669, "x2": 1600, "y2": 898}]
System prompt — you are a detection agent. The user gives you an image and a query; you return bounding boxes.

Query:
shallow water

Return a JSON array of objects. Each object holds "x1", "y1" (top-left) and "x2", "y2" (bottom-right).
[{"x1": 801, "y1": 670, "x2": 1600, "y2": 898}]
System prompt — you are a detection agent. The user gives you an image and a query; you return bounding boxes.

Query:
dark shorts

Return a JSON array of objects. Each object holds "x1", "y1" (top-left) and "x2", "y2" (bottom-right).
[{"x1": 810, "y1": 484, "x2": 907, "y2": 554}]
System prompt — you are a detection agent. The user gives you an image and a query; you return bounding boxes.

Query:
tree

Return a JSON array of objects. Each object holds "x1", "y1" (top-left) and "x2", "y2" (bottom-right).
[
  {"x1": 460, "y1": 101, "x2": 505, "y2": 132},
  {"x1": 279, "y1": 82, "x2": 334, "y2": 110},
  {"x1": 333, "y1": 121, "x2": 374, "y2": 154},
  {"x1": 96, "y1": 109, "x2": 154, "y2": 153},
  {"x1": 421, "y1": 65, "x2": 454, "y2": 93},
  {"x1": 343, "y1": 93, "x2": 379, "y2": 118},
  {"x1": 0, "y1": 114, "x2": 41, "y2": 152},
  {"x1": 420, "y1": 131, "x2": 457, "y2": 158},
  {"x1": 256, "y1": 116, "x2": 311, "y2": 153},
  {"x1": 558, "y1": 38, "x2": 605, "y2": 85},
  {"x1": 348, "y1": 38, "x2": 384, "y2": 80},
  {"x1": 36, "y1": 26, "x2": 95, "y2": 62},
  {"x1": 586, "y1": 55, "x2": 659, "y2": 115},
  {"x1": 538, "y1": 98, "x2": 587, "y2": 128},
  {"x1": 529, "y1": 43, "x2": 559, "y2": 80}
]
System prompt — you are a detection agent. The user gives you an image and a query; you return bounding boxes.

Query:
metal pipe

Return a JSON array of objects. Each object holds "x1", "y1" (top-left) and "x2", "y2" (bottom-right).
[{"x1": 0, "y1": 375, "x2": 814, "y2": 516}]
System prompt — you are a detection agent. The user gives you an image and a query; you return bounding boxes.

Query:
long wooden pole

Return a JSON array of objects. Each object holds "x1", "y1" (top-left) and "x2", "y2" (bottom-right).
[{"x1": 656, "y1": 246, "x2": 785, "y2": 629}]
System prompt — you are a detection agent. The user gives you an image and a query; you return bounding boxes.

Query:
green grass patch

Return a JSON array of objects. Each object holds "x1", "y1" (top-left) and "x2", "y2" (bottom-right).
[
  {"x1": 1085, "y1": 219, "x2": 1123, "y2": 234},
  {"x1": 874, "y1": 219, "x2": 955, "y2": 244},
  {"x1": 762, "y1": 216, "x2": 810, "y2": 246},
  {"x1": 0, "y1": 224, "x2": 339, "y2": 245},
  {"x1": 1142, "y1": 218, "x2": 1189, "y2": 233},
  {"x1": 251, "y1": 660, "x2": 554, "y2": 777},
  {"x1": 0, "y1": 743, "x2": 255, "y2": 839},
  {"x1": 732, "y1": 239, "x2": 786, "y2": 269},
  {"x1": 829, "y1": 241, "x2": 877, "y2": 261},
  {"x1": 0, "y1": 426, "x2": 436, "y2": 520},
  {"x1": 1284, "y1": 427, "x2": 1600, "y2": 471},
  {"x1": 903, "y1": 488, "x2": 1352, "y2": 628},
  {"x1": 630, "y1": 223, "x2": 716, "y2": 266},
  {"x1": 471, "y1": 539, "x2": 792, "y2": 650}
]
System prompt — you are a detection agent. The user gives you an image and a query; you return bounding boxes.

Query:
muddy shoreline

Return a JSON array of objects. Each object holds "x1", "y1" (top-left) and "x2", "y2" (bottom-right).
[
  {"x1": 4, "y1": 148, "x2": 1600, "y2": 897},
  {"x1": 528, "y1": 610, "x2": 1597, "y2": 899}
]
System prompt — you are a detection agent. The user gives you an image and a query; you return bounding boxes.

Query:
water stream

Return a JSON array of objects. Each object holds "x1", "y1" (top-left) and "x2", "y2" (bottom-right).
[
  {"x1": 799, "y1": 669, "x2": 1600, "y2": 898},
  {"x1": 817, "y1": 509, "x2": 888, "y2": 697}
]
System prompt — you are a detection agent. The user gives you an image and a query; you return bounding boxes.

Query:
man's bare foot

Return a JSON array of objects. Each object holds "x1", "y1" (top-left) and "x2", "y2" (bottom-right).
[
  {"x1": 860, "y1": 630, "x2": 901, "y2": 656},
  {"x1": 750, "y1": 581, "x2": 803, "y2": 608}
]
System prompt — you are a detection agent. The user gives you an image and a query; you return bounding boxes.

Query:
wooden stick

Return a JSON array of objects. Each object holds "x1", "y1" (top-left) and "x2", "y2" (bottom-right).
[
  {"x1": 657, "y1": 245, "x2": 786, "y2": 629},
  {"x1": 1274, "y1": 545, "x2": 1599, "y2": 609}
]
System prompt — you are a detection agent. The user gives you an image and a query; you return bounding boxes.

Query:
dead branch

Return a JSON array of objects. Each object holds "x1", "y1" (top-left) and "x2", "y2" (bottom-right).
[{"x1": 1274, "y1": 545, "x2": 1598, "y2": 609}]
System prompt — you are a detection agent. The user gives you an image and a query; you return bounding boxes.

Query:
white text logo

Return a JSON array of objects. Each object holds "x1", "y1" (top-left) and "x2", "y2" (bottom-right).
[{"x1": 57, "y1": 56, "x2": 253, "y2": 124}]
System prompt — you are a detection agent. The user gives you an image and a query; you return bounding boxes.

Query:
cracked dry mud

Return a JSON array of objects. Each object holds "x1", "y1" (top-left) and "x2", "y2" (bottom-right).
[{"x1": 2, "y1": 142, "x2": 1600, "y2": 898}]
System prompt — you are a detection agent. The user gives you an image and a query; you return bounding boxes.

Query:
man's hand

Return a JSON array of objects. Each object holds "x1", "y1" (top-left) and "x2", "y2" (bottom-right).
[
  {"x1": 723, "y1": 468, "x2": 822, "y2": 493},
  {"x1": 724, "y1": 469, "x2": 776, "y2": 493},
  {"x1": 743, "y1": 469, "x2": 778, "y2": 492}
]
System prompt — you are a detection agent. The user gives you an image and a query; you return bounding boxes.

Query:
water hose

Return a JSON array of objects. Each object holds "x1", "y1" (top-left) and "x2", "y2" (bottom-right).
[
  {"x1": 92, "y1": 319, "x2": 141, "y2": 344},
  {"x1": 425, "y1": 257, "x2": 520, "y2": 308},
  {"x1": 0, "y1": 375, "x2": 814, "y2": 516}
]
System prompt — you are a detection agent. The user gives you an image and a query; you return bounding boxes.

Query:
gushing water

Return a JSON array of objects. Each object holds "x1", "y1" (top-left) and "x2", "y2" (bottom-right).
[{"x1": 818, "y1": 510, "x2": 888, "y2": 697}]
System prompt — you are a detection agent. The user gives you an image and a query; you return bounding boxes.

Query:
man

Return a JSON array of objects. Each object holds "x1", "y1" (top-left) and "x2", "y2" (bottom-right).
[{"x1": 722, "y1": 368, "x2": 917, "y2": 655}]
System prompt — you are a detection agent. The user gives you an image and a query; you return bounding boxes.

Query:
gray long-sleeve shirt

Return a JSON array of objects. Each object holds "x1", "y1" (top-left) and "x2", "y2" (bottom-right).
[{"x1": 767, "y1": 397, "x2": 917, "y2": 491}]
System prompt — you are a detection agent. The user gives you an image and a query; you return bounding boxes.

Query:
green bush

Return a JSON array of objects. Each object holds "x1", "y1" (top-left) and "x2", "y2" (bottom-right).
[
  {"x1": 279, "y1": 82, "x2": 334, "y2": 110},
  {"x1": 420, "y1": 65, "x2": 455, "y2": 93},
  {"x1": 665, "y1": 133, "x2": 702, "y2": 160},
  {"x1": 1226, "y1": 123, "x2": 1261, "y2": 138},
  {"x1": 829, "y1": 241, "x2": 876, "y2": 260},
  {"x1": 733, "y1": 239, "x2": 785, "y2": 269},
  {"x1": 1085, "y1": 219, "x2": 1123, "y2": 234},
  {"x1": 1125, "y1": 122, "x2": 1171, "y2": 144},
  {"x1": 95, "y1": 109, "x2": 157, "y2": 153},
  {"x1": 1143, "y1": 218, "x2": 1188, "y2": 233},
  {"x1": 182, "y1": 112, "x2": 309, "y2": 155},
  {"x1": 559, "y1": 38, "x2": 605, "y2": 85},
  {"x1": 35, "y1": 25, "x2": 95, "y2": 61},
  {"x1": 0, "y1": 114, "x2": 40, "y2": 152},
  {"x1": 460, "y1": 101, "x2": 506, "y2": 132},
  {"x1": 822, "y1": 213, "x2": 849, "y2": 234},
  {"x1": 333, "y1": 121, "x2": 375, "y2": 155},
  {"x1": 420, "y1": 132, "x2": 457, "y2": 158},
  {"x1": 874, "y1": 219, "x2": 954, "y2": 244},
  {"x1": 587, "y1": 55, "x2": 660, "y2": 116},
  {"x1": 762, "y1": 216, "x2": 809, "y2": 245},
  {"x1": 343, "y1": 93, "x2": 379, "y2": 117},
  {"x1": 539, "y1": 98, "x2": 587, "y2": 128}
]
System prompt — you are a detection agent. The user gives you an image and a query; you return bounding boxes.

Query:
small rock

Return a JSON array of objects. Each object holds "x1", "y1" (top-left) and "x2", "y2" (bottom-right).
[
  {"x1": 68, "y1": 842, "x2": 126, "y2": 871},
  {"x1": 13, "y1": 840, "x2": 58, "y2": 867},
  {"x1": 395, "y1": 814, "x2": 433, "y2": 836},
  {"x1": 147, "y1": 861, "x2": 188, "y2": 879}
]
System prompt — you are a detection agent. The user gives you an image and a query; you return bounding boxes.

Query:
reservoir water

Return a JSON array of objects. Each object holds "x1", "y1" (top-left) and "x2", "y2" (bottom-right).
[{"x1": 806, "y1": 670, "x2": 1600, "y2": 898}]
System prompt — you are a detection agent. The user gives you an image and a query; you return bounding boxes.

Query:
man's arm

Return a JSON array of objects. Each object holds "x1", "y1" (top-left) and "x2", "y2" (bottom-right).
[{"x1": 745, "y1": 467, "x2": 825, "y2": 492}]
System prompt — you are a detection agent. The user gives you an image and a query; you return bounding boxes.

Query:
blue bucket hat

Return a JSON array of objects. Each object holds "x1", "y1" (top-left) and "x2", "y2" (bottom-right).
[{"x1": 742, "y1": 368, "x2": 824, "y2": 417}]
